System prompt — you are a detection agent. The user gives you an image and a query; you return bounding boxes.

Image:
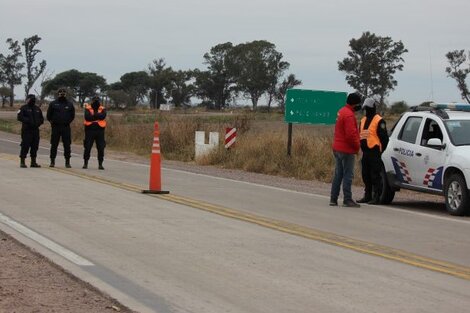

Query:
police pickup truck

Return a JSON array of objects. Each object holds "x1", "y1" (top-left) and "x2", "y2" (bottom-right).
[{"x1": 380, "y1": 103, "x2": 470, "y2": 216}]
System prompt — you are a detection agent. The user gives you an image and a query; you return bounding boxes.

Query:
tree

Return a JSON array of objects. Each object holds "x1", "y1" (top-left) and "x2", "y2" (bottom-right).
[
  {"x1": 389, "y1": 100, "x2": 408, "y2": 114},
  {"x1": 0, "y1": 38, "x2": 25, "y2": 106},
  {"x1": 22, "y1": 35, "x2": 47, "y2": 97},
  {"x1": 338, "y1": 31, "x2": 407, "y2": 104},
  {"x1": 230, "y1": 40, "x2": 287, "y2": 109},
  {"x1": 266, "y1": 60, "x2": 290, "y2": 111},
  {"x1": 42, "y1": 69, "x2": 107, "y2": 106},
  {"x1": 77, "y1": 72, "x2": 107, "y2": 105},
  {"x1": 107, "y1": 90, "x2": 130, "y2": 108},
  {"x1": 38, "y1": 69, "x2": 54, "y2": 101},
  {"x1": 445, "y1": 50, "x2": 470, "y2": 103},
  {"x1": 168, "y1": 70, "x2": 194, "y2": 107},
  {"x1": 0, "y1": 86, "x2": 11, "y2": 108},
  {"x1": 148, "y1": 58, "x2": 174, "y2": 109},
  {"x1": 42, "y1": 69, "x2": 81, "y2": 98},
  {"x1": 119, "y1": 71, "x2": 149, "y2": 106},
  {"x1": 276, "y1": 74, "x2": 302, "y2": 109},
  {"x1": 194, "y1": 42, "x2": 236, "y2": 110}
]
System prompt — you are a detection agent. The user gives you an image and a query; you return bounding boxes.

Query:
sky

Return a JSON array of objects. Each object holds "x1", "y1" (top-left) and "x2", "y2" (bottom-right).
[{"x1": 1, "y1": 0, "x2": 469, "y2": 105}]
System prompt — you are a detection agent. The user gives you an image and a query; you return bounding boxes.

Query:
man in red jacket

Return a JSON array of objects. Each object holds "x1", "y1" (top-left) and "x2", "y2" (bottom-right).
[{"x1": 330, "y1": 92, "x2": 362, "y2": 207}]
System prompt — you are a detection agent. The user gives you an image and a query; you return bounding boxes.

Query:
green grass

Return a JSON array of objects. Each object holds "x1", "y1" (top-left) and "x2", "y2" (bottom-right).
[{"x1": 0, "y1": 119, "x2": 20, "y2": 133}]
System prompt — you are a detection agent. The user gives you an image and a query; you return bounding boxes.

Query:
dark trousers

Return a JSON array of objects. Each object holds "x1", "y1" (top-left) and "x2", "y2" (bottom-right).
[
  {"x1": 83, "y1": 129, "x2": 105, "y2": 162},
  {"x1": 20, "y1": 128, "x2": 40, "y2": 158},
  {"x1": 361, "y1": 149, "x2": 382, "y2": 197},
  {"x1": 50, "y1": 125, "x2": 71, "y2": 159}
]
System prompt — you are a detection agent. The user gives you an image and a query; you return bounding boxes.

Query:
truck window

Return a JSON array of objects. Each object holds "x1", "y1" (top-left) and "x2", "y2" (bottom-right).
[{"x1": 398, "y1": 116, "x2": 422, "y2": 144}]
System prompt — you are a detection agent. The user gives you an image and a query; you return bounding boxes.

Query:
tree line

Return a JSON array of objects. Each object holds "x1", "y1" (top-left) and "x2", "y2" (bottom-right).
[
  {"x1": 1, "y1": 33, "x2": 470, "y2": 110},
  {"x1": 41, "y1": 40, "x2": 302, "y2": 110}
]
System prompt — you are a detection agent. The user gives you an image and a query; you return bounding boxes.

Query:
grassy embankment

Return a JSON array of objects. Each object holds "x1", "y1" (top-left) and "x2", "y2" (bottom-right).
[{"x1": 1, "y1": 107, "x2": 400, "y2": 185}]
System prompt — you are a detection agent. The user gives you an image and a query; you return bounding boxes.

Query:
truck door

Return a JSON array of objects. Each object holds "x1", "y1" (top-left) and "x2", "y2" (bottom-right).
[
  {"x1": 389, "y1": 116, "x2": 423, "y2": 187},
  {"x1": 415, "y1": 118, "x2": 446, "y2": 191}
]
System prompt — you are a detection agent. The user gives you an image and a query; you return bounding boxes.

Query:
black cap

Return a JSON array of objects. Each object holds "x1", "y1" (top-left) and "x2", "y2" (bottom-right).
[
  {"x1": 26, "y1": 94, "x2": 36, "y2": 100},
  {"x1": 346, "y1": 93, "x2": 361, "y2": 105}
]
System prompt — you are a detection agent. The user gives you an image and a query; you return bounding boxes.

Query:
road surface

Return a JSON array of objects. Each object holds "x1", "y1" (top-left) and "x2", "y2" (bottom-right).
[{"x1": 0, "y1": 131, "x2": 469, "y2": 313}]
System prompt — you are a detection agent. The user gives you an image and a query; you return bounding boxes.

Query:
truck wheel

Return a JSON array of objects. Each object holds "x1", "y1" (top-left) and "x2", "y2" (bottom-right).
[
  {"x1": 379, "y1": 166, "x2": 395, "y2": 204},
  {"x1": 444, "y1": 174, "x2": 470, "y2": 216}
]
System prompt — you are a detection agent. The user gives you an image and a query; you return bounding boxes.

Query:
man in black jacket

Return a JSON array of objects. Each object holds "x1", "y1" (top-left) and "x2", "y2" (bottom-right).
[
  {"x1": 17, "y1": 94, "x2": 44, "y2": 168},
  {"x1": 46, "y1": 88, "x2": 75, "y2": 168}
]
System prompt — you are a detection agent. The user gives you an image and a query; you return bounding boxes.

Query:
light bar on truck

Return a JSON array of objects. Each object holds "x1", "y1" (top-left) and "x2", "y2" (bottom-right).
[{"x1": 430, "y1": 102, "x2": 470, "y2": 111}]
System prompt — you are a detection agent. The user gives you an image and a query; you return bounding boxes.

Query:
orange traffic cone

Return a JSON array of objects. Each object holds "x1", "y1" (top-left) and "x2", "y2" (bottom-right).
[{"x1": 142, "y1": 122, "x2": 169, "y2": 194}]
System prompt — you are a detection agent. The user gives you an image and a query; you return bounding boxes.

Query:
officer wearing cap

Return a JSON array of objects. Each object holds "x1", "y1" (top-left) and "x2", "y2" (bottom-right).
[
  {"x1": 46, "y1": 88, "x2": 75, "y2": 168},
  {"x1": 17, "y1": 94, "x2": 44, "y2": 168},
  {"x1": 357, "y1": 98, "x2": 389, "y2": 204},
  {"x1": 82, "y1": 95, "x2": 107, "y2": 170}
]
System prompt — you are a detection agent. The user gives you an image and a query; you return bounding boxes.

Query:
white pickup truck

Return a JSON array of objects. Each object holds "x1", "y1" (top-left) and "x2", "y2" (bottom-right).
[{"x1": 380, "y1": 103, "x2": 470, "y2": 216}]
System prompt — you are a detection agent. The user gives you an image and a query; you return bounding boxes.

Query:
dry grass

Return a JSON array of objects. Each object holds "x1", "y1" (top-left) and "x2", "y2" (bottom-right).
[
  {"x1": 1, "y1": 108, "x2": 376, "y2": 185},
  {"x1": 198, "y1": 128, "x2": 363, "y2": 185}
]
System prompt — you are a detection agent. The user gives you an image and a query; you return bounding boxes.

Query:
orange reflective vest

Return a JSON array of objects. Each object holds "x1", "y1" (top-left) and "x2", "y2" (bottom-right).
[
  {"x1": 83, "y1": 104, "x2": 106, "y2": 128},
  {"x1": 360, "y1": 114, "x2": 382, "y2": 151}
]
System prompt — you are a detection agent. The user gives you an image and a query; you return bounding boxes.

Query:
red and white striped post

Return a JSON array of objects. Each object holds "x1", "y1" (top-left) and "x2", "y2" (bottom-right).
[
  {"x1": 225, "y1": 128, "x2": 237, "y2": 149},
  {"x1": 142, "y1": 122, "x2": 169, "y2": 194}
]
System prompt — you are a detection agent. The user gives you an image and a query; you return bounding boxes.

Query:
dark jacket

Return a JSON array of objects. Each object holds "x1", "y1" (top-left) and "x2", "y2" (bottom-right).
[
  {"x1": 332, "y1": 104, "x2": 360, "y2": 154},
  {"x1": 47, "y1": 99, "x2": 75, "y2": 126},
  {"x1": 17, "y1": 103, "x2": 44, "y2": 130}
]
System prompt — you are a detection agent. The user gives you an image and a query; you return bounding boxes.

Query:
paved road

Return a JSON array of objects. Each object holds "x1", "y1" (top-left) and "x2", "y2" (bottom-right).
[{"x1": 0, "y1": 131, "x2": 469, "y2": 313}]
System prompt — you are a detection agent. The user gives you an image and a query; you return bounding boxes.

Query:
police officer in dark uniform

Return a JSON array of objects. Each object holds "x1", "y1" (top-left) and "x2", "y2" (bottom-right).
[
  {"x1": 357, "y1": 98, "x2": 389, "y2": 204},
  {"x1": 82, "y1": 95, "x2": 107, "y2": 170},
  {"x1": 46, "y1": 88, "x2": 75, "y2": 168},
  {"x1": 17, "y1": 94, "x2": 44, "y2": 168}
]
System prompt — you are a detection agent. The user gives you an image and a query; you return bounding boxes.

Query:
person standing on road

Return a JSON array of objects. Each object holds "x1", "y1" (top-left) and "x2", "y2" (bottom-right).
[
  {"x1": 17, "y1": 94, "x2": 44, "y2": 168},
  {"x1": 47, "y1": 88, "x2": 75, "y2": 168},
  {"x1": 330, "y1": 92, "x2": 362, "y2": 207},
  {"x1": 82, "y1": 95, "x2": 107, "y2": 170},
  {"x1": 357, "y1": 98, "x2": 389, "y2": 205}
]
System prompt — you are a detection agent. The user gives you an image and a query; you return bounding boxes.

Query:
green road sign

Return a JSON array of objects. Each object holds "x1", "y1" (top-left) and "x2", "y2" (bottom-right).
[{"x1": 284, "y1": 89, "x2": 347, "y2": 125}]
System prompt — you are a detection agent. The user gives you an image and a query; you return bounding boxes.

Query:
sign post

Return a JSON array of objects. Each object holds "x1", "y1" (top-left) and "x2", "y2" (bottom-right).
[{"x1": 284, "y1": 89, "x2": 347, "y2": 156}]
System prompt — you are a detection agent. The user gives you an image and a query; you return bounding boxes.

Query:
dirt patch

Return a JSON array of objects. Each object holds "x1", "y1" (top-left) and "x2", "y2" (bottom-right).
[{"x1": 0, "y1": 231, "x2": 136, "y2": 313}]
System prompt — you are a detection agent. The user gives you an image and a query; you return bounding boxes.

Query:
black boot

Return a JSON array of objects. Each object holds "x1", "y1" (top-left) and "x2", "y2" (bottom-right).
[
  {"x1": 65, "y1": 158, "x2": 71, "y2": 168},
  {"x1": 357, "y1": 194, "x2": 372, "y2": 203},
  {"x1": 368, "y1": 193, "x2": 380, "y2": 205},
  {"x1": 98, "y1": 160, "x2": 104, "y2": 170},
  {"x1": 82, "y1": 160, "x2": 88, "y2": 169},
  {"x1": 20, "y1": 158, "x2": 27, "y2": 168},
  {"x1": 49, "y1": 158, "x2": 55, "y2": 168},
  {"x1": 30, "y1": 157, "x2": 41, "y2": 168}
]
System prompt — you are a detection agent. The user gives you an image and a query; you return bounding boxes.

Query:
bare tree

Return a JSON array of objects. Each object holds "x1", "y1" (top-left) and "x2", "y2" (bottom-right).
[
  {"x1": 23, "y1": 35, "x2": 47, "y2": 97},
  {"x1": 445, "y1": 50, "x2": 470, "y2": 103},
  {"x1": 0, "y1": 38, "x2": 24, "y2": 106},
  {"x1": 35, "y1": 68, "x2": 54, "y2": 106}
]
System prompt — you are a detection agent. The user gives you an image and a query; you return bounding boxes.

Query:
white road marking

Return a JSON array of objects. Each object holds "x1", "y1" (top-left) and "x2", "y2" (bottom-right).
[{"x1": 0, "y1": 212, "x2": 94, "y2": 266}]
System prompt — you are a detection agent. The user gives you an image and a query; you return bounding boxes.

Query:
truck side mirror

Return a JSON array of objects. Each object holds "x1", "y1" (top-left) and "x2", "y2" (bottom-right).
[{"x1": 427, "y1": 138, "x2": 446, "y2": 150}]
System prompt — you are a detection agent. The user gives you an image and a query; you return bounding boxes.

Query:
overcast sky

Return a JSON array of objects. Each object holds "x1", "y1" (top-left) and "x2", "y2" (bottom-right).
[{"x1": 1, "y1": 0, "x2": 469, "y2": 105}]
